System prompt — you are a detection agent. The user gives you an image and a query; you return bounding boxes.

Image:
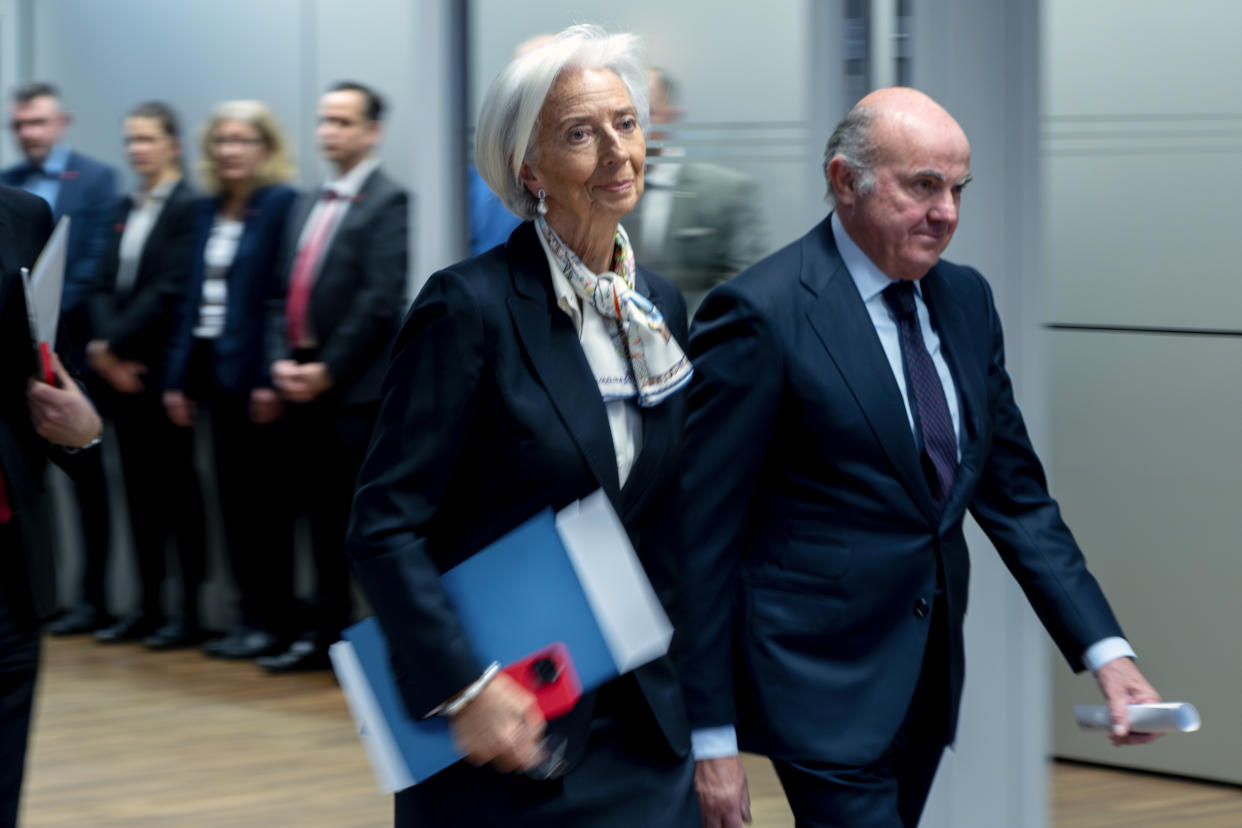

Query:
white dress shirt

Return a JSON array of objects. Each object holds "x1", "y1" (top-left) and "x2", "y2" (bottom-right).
[
  {"x1": 294, "y1": 156, "x2": 379, "y2": 251},
  {"x1": 689, "y1": 214, "x2": 1134, "y2": 761},
  {"x1": 115, "y1": 177, "x2": 178, "y2": 295},
  {"x1": 193, "y1": 218, "x2": 242, "y2": 340}
]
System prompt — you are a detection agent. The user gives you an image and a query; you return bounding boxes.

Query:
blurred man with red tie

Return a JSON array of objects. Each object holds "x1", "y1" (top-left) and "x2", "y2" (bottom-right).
[{"x1": 259, "y1": 82, "x2": 408, "y2": 672}]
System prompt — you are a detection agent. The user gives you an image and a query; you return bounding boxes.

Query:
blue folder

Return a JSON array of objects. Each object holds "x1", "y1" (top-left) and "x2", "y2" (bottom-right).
[{"x1": 338, "y1": 508, "x2": 617, "y2": 788}]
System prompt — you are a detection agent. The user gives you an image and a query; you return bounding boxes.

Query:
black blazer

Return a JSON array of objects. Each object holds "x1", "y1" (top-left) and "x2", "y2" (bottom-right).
[
  {"x1": 346, "y1": 222, "x2": 691, "y2": 761},
  {"x1": 165, "y1": 184, "x2": 297, "y2": 394},
  {"x1": 86, "y1": 179, "x2": 198, "y2": 378},
  {"x1": 266, "y1": 167, "x2": 409, "y2": 405},
  {"x1": 678, "y1": 216, "x2": 1124, "y2": 766},
  {"x1": 0, "y1": 185, "x2": 59, "y2": 623}
]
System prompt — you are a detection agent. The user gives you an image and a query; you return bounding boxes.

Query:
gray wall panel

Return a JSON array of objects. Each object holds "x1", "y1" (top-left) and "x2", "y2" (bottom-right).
[
  {"x1": 1045, "y1": 0, "x2": 1242, "y2": 118},
  {"x1": 1045, "y1": 152, "x2": 1242, "y2": 330},
  {"x1": 1048, "y1": 330, "x2": 1242, "y2": 784},
  {"x1": 31, "y1": 0, "x2": 308, "y2": 193},
  {"x1": 914, "y1": 1, "x2": 1049, "y2": 825}
]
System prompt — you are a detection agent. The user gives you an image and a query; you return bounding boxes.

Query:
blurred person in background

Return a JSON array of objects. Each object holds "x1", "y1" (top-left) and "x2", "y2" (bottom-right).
[
  {"x1": 466, "y1": 34, "x2": 551, "y2": 255},
  {"x1": 346, "y1": 25, "x2": 699, "y2": 827},
  {"x1": 5, "y1": 82, "x2": 118, "y2": 637},
  {"x1": 0, "y1": 183, "x2": 103, "y2": 827},
  {"x1": 622, "y1": 68, "x2": 764, "y2": 316},
  {"x1": 85, "y1": 101, "x2": 208, "y2": 648},
  {"x1": 258, "y1": 81, "x2": 408, "y2": 673},
  {"x1": 163, "y1": 100, "x2": 297, "y2": 661}
]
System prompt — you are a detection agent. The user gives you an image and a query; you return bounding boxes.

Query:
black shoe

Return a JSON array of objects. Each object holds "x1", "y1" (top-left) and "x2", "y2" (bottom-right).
[
  {"x1": 210, "y1": 629, "x2": 284, "y2": 659},
  {"x1": 144, "y1": 620, "x2": 204, "y2": 650},
  {"x1": 49, "y1": 605, "x2": 110, "y2": 636},
  {"x1": 257, "y1": 639, "x2": 332, "y2": 673},
  {"x1": 95, "y1": 613, "x2": 161, "y2": 643}
]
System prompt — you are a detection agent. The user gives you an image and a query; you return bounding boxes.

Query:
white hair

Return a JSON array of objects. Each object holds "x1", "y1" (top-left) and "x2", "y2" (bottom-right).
[
  {"x1": 475, "y1": 24, "x2": 649, "y2": 220},
  {"x1": 823, "y1": 107, "x2": 879, "y2": 207}
]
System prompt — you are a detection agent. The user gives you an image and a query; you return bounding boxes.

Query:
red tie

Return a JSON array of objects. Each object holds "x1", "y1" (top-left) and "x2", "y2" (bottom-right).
[{"x1": 286, "y1": 190, "x2": 341, "y2": 348}]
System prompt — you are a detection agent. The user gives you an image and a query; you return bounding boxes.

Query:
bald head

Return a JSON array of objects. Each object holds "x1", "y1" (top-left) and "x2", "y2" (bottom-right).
[
  {"x1": 853, "y1": 87, "x2": 969, "y2": 164},
  {"x1": 825, "y1": 87, "x2": 972, "y2": 281}
]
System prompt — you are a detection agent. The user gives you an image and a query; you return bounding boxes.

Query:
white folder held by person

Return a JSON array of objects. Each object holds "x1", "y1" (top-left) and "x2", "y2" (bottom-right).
[{"x1": 20, "y1": 215, "x2": 70, "y2": 384}]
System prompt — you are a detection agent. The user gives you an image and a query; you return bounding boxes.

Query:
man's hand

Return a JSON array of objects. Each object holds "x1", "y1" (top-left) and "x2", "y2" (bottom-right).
[
  {"x1": 87, "y1": 340, "x2": 147, "y2": 394},
  {"x1": 695, "y1": 756, "x2": 752, "y2": 828},
  {"x1": 249, "y1": 387, "x2": 284, "y2": 424},
  {"x1": 271, "y1": 359, "x2": 334, "y2": 404},
  {"x1": 27, "y1": 352, "x2": 102, "y2": 447},
  {"x1": 1096, "y1": 657, "x2": 1162, "y2": 746},
  {"x1": 448, "y1": 672, "x2": 547, "y2": 772},
  {"x1": 162, "y1": 390, "x2": 196, "y2": 428}
]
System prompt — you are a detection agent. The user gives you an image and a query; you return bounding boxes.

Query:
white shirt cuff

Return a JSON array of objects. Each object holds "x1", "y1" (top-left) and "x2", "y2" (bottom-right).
[
  {"x1": 691, "y1": 725, "x2": 739, "y2": 759},
  {"x1": 1082, "y1": 637, "x2": 1136, "y2": 674}
]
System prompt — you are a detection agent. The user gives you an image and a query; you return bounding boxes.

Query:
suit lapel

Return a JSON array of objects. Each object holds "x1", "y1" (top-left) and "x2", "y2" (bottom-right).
[
  {"x1": 920, "y1": 268, "x2": 986, "y2": 512},
  {"x1": 506, "y1": 224, "x2": 622, "y2": 503},
  {"x1": 802, "y1": 221, "x2": 940, "y2": 524}
]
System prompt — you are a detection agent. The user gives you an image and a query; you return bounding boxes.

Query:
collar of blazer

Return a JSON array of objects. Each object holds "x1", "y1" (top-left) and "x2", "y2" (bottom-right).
[{"x1": 504, "y1": 221, "x2": 672, "y2": 511}]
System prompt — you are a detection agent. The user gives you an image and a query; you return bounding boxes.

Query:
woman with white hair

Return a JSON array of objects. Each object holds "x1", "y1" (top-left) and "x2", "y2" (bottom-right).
[{"x1": 346, "y1": 24, "x2": 700, "y2": 827}]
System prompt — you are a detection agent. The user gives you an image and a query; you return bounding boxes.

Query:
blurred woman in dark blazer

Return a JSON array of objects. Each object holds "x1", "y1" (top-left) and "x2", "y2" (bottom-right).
[
  {"x1": 83, "y1": 101, "x2": 208, "y2": 648},
  {"x1": 163, "y1": 100, "x2": 296, "y2": 660},
  {"x1": 346, "y1": 25, "x2": 699, "y2": 827}
]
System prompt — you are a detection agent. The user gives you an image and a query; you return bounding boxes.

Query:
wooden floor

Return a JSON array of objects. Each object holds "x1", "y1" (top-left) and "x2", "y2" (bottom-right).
[{"x1": 20, "y1": 637, "x2": 1242, "y2": 826}]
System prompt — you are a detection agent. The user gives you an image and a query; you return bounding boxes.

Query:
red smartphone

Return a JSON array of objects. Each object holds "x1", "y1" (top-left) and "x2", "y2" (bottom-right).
[{"x1": 501, "y1": 642, "x2": 582, "y2": 720}]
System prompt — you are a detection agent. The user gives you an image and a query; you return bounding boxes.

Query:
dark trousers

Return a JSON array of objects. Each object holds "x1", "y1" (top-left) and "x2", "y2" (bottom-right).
[
  {"x1": 188, "y1": 341, "x2": 294, "y2": 634},
  {"x1": 64, "y1": 446, "x2": 110, "y2": 614},
  {"x1": 772, "y1": 600, "x2": 951, "y2": 828},
  {"x1": 282, "y1": 398, "x2": 376, "y2": 644},
  {"x1": 110, "y1": 389, "x2": 207, "y2": 623},
  {"x1": 0, "y1": 558, "x2": 40, "y2": 828}
]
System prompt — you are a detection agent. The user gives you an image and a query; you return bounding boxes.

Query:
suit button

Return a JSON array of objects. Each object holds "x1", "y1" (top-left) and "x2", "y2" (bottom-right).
[{"x1": 913, "y1": 598, "x2": 930, "y2": 619}]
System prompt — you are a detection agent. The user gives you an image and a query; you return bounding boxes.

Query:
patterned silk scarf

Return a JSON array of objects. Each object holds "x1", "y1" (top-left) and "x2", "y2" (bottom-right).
[{"x1": 535, "y1": 215, "x2": 693, "y2": 407}]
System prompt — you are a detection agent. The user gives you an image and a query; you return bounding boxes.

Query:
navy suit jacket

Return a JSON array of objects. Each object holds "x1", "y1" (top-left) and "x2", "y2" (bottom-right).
[
  {"x1": 2, "y1": 151, "x2": 117, "y2": 316},
  {"x1": 346, "y1": 221, "x2": 692, "y2": 767},
  {"x1": 165, "y1": 184, "x2": 297, "y2": 394},
  {"x1": 678, "y1": 216, "x2": 1124, "y2": 766},
  {"x1": 266, "y1": 167, "x2": 409, "y2": 406}
]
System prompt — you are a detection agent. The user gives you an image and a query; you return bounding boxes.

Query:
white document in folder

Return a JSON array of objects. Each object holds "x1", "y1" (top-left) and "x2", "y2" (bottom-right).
[
  {"x1": 24, "y1": 215, "x2": 70, "y2": 344},
  {"x1": 555, "y1": 489, "x2": 674, "y2": 674}
]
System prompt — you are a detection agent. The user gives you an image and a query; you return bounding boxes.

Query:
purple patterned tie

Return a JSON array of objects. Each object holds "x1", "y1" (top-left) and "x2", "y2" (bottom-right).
[{"x1": 882, "y1": 281, "x2": 957, "y2": 508}]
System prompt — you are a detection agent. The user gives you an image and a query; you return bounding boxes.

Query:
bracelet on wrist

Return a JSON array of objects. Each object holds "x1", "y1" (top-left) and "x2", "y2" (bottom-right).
[{"x1": 440, "y1": 661, "x2": 502, "y2": 717}]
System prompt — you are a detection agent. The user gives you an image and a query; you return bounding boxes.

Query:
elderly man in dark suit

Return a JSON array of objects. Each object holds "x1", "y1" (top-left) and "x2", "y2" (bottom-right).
[
  {"x1": 0, "y1": 183, "x2": 103, "y2": 826},
  {"x1": 259, "y1": 81, "x2": 409, "y2": 672},
  {"x1": 678, "y1": 87, "x2": 1163, "y2": 828},
  {"x1": 5, "y1": 81, "x2": 118, "y2": 637}
]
